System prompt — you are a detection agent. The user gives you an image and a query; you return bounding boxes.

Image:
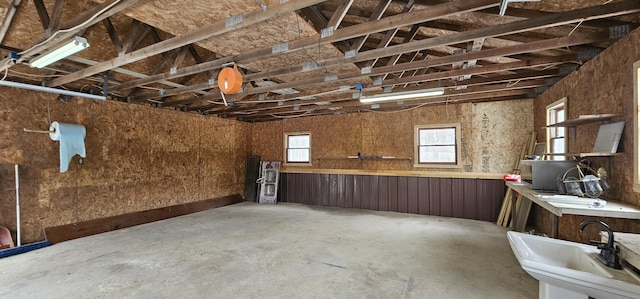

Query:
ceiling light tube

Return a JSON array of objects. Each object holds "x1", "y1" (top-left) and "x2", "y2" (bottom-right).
[
  {"x1": 29, "y1": 36, "x2": 90, "y2": 68},
  {"x1": 359, "y1": 87, "x2": 445, "y2": 103},
  {"x1": 0, "y1": 80, "x2": 105, "y2": 100},
  {"x1": 499, "y1": 0, "x2": 541, "y2": 16}
]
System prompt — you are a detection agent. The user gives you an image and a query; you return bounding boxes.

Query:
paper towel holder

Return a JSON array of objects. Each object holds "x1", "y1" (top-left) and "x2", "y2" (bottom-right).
[{"x1": 23, "y1": 128, "x2": 54, "y2": 134}]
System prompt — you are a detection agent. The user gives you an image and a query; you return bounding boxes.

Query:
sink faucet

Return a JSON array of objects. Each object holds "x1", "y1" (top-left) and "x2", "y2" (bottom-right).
[{"x1": 579, "y1": 220, "x2": 622, "y2": 269}]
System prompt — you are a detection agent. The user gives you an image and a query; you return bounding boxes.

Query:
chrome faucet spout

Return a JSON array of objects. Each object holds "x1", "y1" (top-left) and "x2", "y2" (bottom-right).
[{"x1": 579, "y1": 220, "x2": 622, "y2": 269}]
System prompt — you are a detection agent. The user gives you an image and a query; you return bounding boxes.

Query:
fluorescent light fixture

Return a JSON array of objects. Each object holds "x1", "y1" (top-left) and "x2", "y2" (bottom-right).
[
  {"x1": 0, "y1": 80, "x2": 105, "y2": 100},
  {"x1": 29, "y1": 36, "x2": 90, "y2": 68},
  {"x1": 359, "y1": 87, "x2": 445, "y2": 103},
  {"x1": 499, "y1": 0, "x2": 540, "y2": 16}
]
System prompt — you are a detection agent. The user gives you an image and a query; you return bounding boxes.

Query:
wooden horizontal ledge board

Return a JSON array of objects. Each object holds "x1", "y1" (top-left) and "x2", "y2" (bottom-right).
[
  {"x1": 44, "y1": 194, "x2": 243, "y2": 244},
  {"x1": 281, "y1": 168, "x2": 504, "y2": 179}
]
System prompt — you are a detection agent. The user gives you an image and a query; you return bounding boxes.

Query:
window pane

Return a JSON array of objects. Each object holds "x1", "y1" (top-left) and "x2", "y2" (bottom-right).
[
  {"x1": 552, "y1": 138, "x2": 565, "y2": 153},
  {"x1": 419, "y1": 146, "x2": 456, "y2": 163},
  {"x1": 288, "y1": 135, "x2": 309, "y2": 148},
  {"x1": 557, "y1": 109, "x2": 565, "y2": 123},
  {"x1": 287, "y1": 149, "x2": 309, "y2": 162},
  {"x1": 419, "y1": 128, "x2": 455, "y2": 145}
]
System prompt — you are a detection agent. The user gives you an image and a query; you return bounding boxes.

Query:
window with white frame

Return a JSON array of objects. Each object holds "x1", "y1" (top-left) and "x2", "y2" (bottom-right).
[
  {"x1": 633, "y1": 61, "x2": 640, "y2": 192},
  {"x1": 284, "y1": 132, "x2": 311, "y2": 165},
  {"x1": 546, "y1": 98, "x2": 567, "y2": 161},
  {"x1": 414, "y1": 124, "x2": 461, "y2": 167}
]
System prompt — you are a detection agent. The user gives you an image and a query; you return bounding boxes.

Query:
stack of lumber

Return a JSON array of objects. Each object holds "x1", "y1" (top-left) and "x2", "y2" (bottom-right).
[{"x1": 496, "y1": 132, "x2": 537, "y2": 228}]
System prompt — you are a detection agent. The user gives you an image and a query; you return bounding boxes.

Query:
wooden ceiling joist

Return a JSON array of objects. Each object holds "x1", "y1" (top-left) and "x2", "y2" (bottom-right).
[
  {"x1": 205, "y1": 54, "x2": 572, "y2": 113},
  {"x1": 2, "y1": 0, "x2": 638, "y2": 121},
  {"x1": 112, "y1": 0, "x2": 500, "y2": 92},
  {"x1": 0, "y1": 0, "x2": 21, "y2": 44},
  {"x1": 0, "y1": 0, "x2": 139, "y2": 70},
  {"x1": 207, "y1": 34, "x2": 607, "y2": 102},
  {"x1": 45, "y1": 0, "x2": 329, "y2": 87},
  {"x1": 132, "y1": 0, "x2": 637, "y2": 104}
]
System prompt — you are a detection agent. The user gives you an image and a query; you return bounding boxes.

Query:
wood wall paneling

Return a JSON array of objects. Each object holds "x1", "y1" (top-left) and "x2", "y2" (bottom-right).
[{"x1": 0, "y1": 89, "x2": 249, "y2": 243}]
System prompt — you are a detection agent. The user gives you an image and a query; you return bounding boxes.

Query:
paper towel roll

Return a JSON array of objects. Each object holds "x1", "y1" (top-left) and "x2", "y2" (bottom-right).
[{"x1": 49, "y1": 122, "x2": 86, "y2": 173}]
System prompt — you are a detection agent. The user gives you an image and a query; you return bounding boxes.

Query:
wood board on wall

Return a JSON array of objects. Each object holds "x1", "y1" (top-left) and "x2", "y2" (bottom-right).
[
  {"x1": 0, "y1": 89, "x2": 249, "y2": 243},
  {"x1": 251, "y1": 99, "x2": 534, "y2": 174}
]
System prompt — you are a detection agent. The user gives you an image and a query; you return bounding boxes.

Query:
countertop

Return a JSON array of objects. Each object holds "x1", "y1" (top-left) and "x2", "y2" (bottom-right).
[{"x1": 602, "y1": 232, "x2": 640, "y2": 270}]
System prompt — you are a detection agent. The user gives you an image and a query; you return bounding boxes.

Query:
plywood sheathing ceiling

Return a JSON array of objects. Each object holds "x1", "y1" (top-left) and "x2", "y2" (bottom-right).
[{"x1": 0, "y1": 0, "x2": 639, "y2": 122}]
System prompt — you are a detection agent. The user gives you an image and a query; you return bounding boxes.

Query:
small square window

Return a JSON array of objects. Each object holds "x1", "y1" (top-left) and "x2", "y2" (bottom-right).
[
  {"x1": 414, "y1": 124, "x2": 461, "y2": 168},
  {"x1": 284, "y1": 133, "x2": 311, "y2": 165}
]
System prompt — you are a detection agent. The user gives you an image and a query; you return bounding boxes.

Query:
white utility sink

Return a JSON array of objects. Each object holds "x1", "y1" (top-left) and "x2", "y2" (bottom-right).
[{"x1": 507, "y1": 231, "x2": 640, "y2": 299}]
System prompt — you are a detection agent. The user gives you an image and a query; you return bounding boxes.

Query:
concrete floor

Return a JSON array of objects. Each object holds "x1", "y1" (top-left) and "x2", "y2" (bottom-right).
[{"x1": 0, "y1": 202, "x2": 537, "y2": 298}]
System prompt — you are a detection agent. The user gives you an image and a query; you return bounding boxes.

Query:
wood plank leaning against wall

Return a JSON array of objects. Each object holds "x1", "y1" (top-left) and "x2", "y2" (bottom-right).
[{"x1": 0, "y1": 89, "x2": 250, "y2": 243}]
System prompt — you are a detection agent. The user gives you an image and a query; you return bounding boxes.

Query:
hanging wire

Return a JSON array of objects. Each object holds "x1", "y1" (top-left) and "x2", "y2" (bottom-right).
[
  {"x1": 445, "y1": 97, "x2": 450, "y2": 120},
  {"x1": 47, "y1": 95, "x2": 52, "y2": 124},
  {"x1": 8, "y1": 69, "x2": 64, "y2": 78},
  {"x1": 506, "y1": 79, "x2": 522, "y2": 88},
  {"x1": 362, "y1": 102, "x2": 430, "y2": 114},
  {"x1": 1, "y1": 60, "x2": 9, "y2": 80},
  {"x1": 294, "y1": 12, "x2": 328, "y2": 73},
  {"x1": 567, "y1": 19, "x2": 584, "y2": 37},
  {"x1": 269, "y1": 110, "x2": 313, "y2": 118}
]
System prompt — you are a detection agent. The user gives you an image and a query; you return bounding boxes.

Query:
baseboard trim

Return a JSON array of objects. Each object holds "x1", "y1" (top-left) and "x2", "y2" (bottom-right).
[{"x1": 44, "y1": 194, "x2": 243, "y2": 244}]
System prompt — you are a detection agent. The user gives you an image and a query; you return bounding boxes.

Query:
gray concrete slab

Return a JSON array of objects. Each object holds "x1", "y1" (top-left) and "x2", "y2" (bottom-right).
[{"x1": 0, "y1": 202, "x2": 537, "y2": 298}]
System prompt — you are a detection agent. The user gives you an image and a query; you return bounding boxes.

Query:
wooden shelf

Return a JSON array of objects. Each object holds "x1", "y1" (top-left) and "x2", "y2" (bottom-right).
[
  {"x1": 544, "y1": 152, "x2": 622, "y2": 157},
  {"x1": 316, "y1": 156, "x2": 413, "y2": 168},
  {"x1": 545, "y1": 114, "x2": 620, "y2": 128}
]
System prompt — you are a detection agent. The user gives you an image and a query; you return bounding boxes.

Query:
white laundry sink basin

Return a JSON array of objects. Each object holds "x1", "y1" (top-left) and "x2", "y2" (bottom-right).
[{"x1": 507, "y1": 231, "x2": 640, "y2": 299}]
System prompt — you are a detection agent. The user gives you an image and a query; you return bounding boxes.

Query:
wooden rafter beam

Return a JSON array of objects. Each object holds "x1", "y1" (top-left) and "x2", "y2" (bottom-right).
[
  {"x1": 48, "y1": 0, "x2": 67, "y2": 34},
  {"x1": 190, "y1": 33, "x2": 606, "y2": 105},
  {"x1": 208, "y1": 68, "x2": 560, "y2": 115},
  {"x1": 131, "y1": 0, "x2": 635, "y2": 104},
  {"x1": 113, "y1": 0, "x2": 500, "y2": 92},
  {"x1": 363, "y1": 1, "x2": 415, "y2": 69},
  {"x1": 102, "y1": 17, "x2": 123, "y2": 52},
  {"x1": 349, "y1": 0, "x2": 392, "y2": 52},
  {"x1": 46, "y1": 0, "x2": 329, "y2": 87},
  {"x1": 186, "y1": 42, "x2": 581, "y2": 110},
  {"x1": 382, "y1": 23, "x2": 421, "y2": 81},
  {"x1": 0, "y1": 0, "x2": 139, "y2": 70},
  {"x1": 32, "y1": 0, "x2": 50, "y2": 30},
  {"x1": 326, "y1": 0, "x2": 355, "y2": 29},
  {"x1": 229, "y1": 82, "x2": 540, "y2": 118},
  {"x1": 187, "y1": 46, "x2": 216, "y2": 81},
  {"x1": 196, "y1": 54, "x2": 573, "y2": 113},
  {"x1": 299, "y1": 6, "x2": 328, "y2": 30},
  {"x1": 225, "y1": 0, "x2": 639, "y2": 97},
  {"x1": 121, "y1": 20, "x2": 151, "y2": 54},
  {"x1": 299, "y1": 0, "x2": 354, "y2": 53},
  {"x1": 0, "y1": 0, "x2": 21, "y2": 44}
]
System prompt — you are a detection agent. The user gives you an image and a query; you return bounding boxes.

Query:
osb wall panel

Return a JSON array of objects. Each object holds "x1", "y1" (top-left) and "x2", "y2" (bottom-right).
[
  {"x1": 532, "y1": 27, "x2": 640, "y2": 241},
  {"x1": 472, "y1": 99, "x2": 533, "y2": 173},
  {"x1": 0, "y1": 88, "x2": 249, "y2": 243},
  {"x1": 251, "y1": 99, "x2": 533, "y2": 174}
]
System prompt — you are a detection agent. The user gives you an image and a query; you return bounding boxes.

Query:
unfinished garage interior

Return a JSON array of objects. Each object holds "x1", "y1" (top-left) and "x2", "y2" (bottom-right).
[{"x1": 2, "y1": 0, "x2": 640, "y2": 297}]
